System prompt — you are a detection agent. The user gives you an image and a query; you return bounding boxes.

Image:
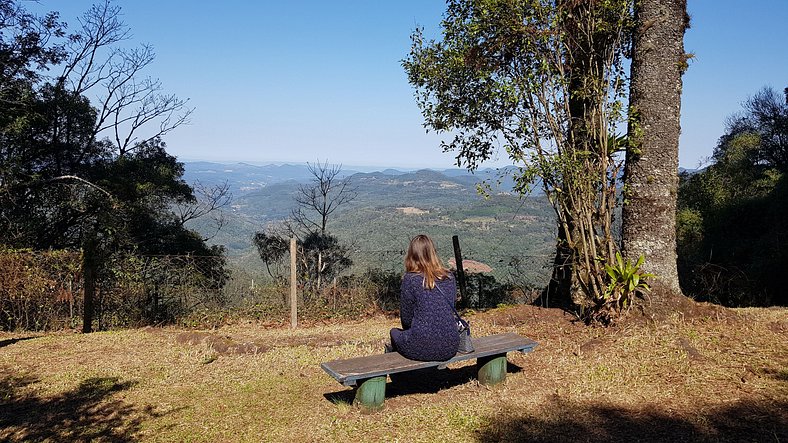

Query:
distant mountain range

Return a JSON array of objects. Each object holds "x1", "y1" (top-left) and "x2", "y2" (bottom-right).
[
  {"x1": 181, "y1": 161, "x2": 525, "y2": 198},
  {"x1": 183, "y1": 160, "x2": 698, "y2": 201},
  {"x1": 678, "y1": 167, "x2": 701, "y2": 175},
  {"x1": 182, "y1": 161, "x2": 340, "y2": 194}
]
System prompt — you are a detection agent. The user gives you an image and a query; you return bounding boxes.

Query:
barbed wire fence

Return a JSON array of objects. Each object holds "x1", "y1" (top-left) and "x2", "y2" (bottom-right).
[
  {"x1": 0, "y1": 250, "x2": 82, "y2": 331},
  {"x1": 1, "y1": 238, "x2": 558, "y2": 331},
  {"x1": 227, "y1": 235, "x2": 557, "y2": 315},
  {"x1": 95, "y1": 253, "x2": 228, "y2": 329},
  {"x1": 0, "y1": 250, "x2": 228, "y2": 331}
]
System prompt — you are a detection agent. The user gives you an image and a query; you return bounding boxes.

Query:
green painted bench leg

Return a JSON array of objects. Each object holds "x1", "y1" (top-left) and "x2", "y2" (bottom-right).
[
  {"x1": 353, "y1": 376, "x2": 386, "y2": 412},
  {"x1": 477, "y1": 354, "x2": 507, "y2": 385}
]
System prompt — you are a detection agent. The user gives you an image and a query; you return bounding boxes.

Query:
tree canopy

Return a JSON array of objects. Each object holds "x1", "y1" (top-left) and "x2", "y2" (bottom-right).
[
  {"x1": 0, "y1": 0, "x2": 226, "y2": 330},
  {"x1": 0, "y1": 0, "x2": 214, "y2": 256},
  {"x1": 404, "y1": 0, "x2": 646, "y2": 319},
  {"x1": 677, "y1": 86, "x2": 787, "y2": 307}
]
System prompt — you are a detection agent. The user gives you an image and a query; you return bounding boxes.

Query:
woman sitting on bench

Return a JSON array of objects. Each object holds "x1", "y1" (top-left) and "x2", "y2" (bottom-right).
[{"x1": 388, "y1": 234, "x2": 459, "y2": 361}]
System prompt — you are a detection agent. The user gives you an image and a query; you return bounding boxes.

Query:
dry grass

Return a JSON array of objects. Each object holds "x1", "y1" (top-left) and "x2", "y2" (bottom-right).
[{"x1": 1, "y1": 304, "x2": 786, "y2": 442}]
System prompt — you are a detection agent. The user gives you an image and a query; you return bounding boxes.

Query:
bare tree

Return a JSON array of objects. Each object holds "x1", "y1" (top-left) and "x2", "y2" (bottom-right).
[
  {"x1": 175, "y1": 180, "x2": 232, "y2": 241},
  {"x1": 57, "y1": 0, "x2": 192, "y2": 156},
  {"x1": 291, "y1": 160, "x2": 357, "y2": 237},
  {"x1": 289, "y1": 160, "x2": 357, "y2": 289}
]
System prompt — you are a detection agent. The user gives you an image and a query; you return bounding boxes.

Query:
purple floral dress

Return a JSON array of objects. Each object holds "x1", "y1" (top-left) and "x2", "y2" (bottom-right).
[{"x1": 390, "y1": 272, "x2": 459, "y2": 361}]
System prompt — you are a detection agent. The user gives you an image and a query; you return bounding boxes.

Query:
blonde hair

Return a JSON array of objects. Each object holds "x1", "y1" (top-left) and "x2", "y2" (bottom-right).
[{"x1": 405, "y1": 235, "x2": 450, "y2": 289}]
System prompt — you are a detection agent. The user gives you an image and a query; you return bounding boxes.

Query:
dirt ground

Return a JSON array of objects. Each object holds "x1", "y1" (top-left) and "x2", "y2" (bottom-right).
[{"x1": 1, "y1": 302, "x2": 786, "y2": 442}]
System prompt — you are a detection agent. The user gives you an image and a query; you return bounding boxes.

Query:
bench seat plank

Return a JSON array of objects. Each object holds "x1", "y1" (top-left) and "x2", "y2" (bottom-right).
[{"x1": 321, "y1": 332, "x2": 538, "y2": 386}]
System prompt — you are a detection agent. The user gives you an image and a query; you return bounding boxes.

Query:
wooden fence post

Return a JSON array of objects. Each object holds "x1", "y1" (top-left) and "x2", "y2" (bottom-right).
[
  {"x1": 82, "y1": 235, "x2": 96, "y2": 333},
  {"x1": 290, "y1": 236, "x2": 298, "y2": 329},
  {"x1": 452, "y1": 235, "x2": 467, "y2": 308}
]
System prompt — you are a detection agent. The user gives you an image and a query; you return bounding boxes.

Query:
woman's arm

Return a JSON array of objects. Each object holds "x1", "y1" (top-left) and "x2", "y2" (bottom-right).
[
  {"x1": 446, "y1": 276, "x2": 458, "y2": 308},
  {"x1": 399, "y1": 275, "x2": 416, "y2": 329}
]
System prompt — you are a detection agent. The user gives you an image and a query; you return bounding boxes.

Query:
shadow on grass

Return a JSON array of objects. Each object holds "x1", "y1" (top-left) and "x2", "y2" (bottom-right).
[
  {"x1": 324, "y1": 361, "x2": 523, "y2": 405},
  {"x1": 0, "y1": 374, "x2": 161, "y2": 442},
  {"x1": 0, "y1": 336, "x2": 36, "y2": 349},
  {"x1": 762, "y1": 366, "x2": 788, "y2": 382},
  {"x1": 476, "y1": 396, "x2": 788, "y2": 443}
]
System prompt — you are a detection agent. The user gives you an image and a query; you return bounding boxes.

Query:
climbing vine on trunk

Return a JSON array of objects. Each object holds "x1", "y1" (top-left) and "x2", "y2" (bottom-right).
[{"x1": 405, "y1": 0, "x2": 638, "y2": 316}]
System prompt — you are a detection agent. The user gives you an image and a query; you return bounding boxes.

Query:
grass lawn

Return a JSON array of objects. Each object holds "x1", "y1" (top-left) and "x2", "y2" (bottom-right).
[{"x1": 1, "y1": 304, "x2": 786, "y2": 442}]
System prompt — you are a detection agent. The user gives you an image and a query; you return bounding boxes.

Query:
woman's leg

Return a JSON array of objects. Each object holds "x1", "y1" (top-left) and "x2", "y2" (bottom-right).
[{"x1": 389, "y1": 328, "x2": 404, "y2": 353}]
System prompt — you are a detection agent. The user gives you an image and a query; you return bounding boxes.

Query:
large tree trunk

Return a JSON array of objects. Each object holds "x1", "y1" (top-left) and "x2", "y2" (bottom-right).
[
  {"x1": 545, "y1": 223, "x2": 579, "y2": 308},
  {"x1": 623, "y1": 0, "x2": 689, "y2": 297}
]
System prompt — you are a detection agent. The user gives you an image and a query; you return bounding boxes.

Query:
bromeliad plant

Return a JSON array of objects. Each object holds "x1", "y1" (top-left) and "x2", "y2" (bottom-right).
[{"x1": 596, "y1": 252, "x2": 654, "y2": 321}]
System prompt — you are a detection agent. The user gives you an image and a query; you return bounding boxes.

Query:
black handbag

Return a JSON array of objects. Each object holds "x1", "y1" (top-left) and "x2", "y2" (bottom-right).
[
  {"x1": 437, "y1": 285, "x2": 474, "y2": 354},
  {"x1": 456, "y1": 315, "x2": 474, "y2": 354}
]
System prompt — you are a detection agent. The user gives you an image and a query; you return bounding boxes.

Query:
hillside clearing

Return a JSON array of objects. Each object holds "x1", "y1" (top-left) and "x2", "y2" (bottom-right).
[
  {"x1": 396, "y1": 207, "x2": 430, "y2": 215},
  {"x1": 1, "y1": 305, "x2": 786, "y2": 442}
]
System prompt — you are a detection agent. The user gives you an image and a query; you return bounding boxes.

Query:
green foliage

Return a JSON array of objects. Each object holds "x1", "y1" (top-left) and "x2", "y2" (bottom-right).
[
  {"x1": 0, "y1": 1, "x2": 225, "y2": 332},
  {"x1": 677, "y1": 86, "x2": 788, "y2": 307},
  {"x1": 723, "y1": 87, "x2": 788, "y2": 169},
  {"x1": 252, "y1": 232, "x2": 289, "y2": 279},
  {"x1": 600, "y1": 252, "x2": 654, "y2": 315},
  {"x1": 252, "y1": 230, "x2": 354, "y2": 297},
  {"x1": 0, "y1": 0, "x2": 67, "y2": 98},
  {"x1": 297, "y1": 232, "x2": 352, "y2": 296},
  {"x1": 404, "y1": 0, "x2": 635, "y2": 315}
]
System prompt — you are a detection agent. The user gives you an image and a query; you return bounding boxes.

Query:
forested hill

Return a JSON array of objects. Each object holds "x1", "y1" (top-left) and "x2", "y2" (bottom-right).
[
  {"x1": 183, "y1": 162, "x2": 555, "y2": 283},
  {"x1": 181, "y1": 161, "x2": 521, "y2": 197}
]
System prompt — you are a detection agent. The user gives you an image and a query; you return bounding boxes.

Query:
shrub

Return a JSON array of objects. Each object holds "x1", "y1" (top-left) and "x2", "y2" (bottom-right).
[{"x1": 0, "y1": 249, "x2": 82, "y2": 331}]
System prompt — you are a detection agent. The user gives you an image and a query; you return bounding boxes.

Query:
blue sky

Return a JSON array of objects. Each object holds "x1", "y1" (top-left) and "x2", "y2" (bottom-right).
[{"x1": 29, "y1": 1, "x2": 788, "y2": 169}]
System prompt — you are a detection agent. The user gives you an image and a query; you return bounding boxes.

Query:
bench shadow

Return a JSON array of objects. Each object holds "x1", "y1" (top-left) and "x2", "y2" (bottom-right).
[
  {"x1": 387, "y1": 366, "x2": 479, "y2": 398},
  {"x1": 324, "y1": 361, "x2": 524, "y2": 405},
  {"x1": 0, "y1": 374, "x2": 167, "y2": 442}
]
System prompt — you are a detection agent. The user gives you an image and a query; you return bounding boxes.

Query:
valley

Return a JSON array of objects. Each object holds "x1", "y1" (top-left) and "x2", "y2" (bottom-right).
[{"x1": 184, "y1": 162, "x2": 557, "y2": 285}]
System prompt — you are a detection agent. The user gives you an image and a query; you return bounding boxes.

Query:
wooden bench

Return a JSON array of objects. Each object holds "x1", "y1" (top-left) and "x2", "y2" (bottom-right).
[{"x1": 321, "y1": 332, "x2": 538, "y2": 411}]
